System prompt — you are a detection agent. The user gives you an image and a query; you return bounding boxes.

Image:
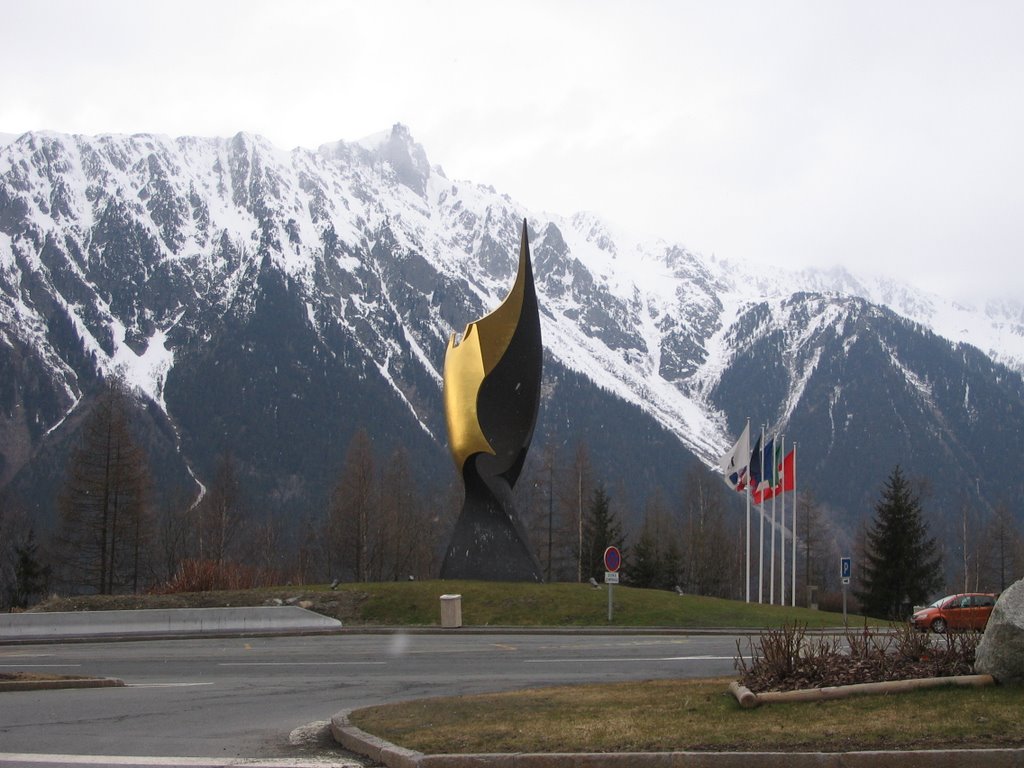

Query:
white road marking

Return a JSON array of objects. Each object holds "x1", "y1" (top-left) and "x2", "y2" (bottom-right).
[
  {"x1": 0, "y1": 663, "x2": 81, "y2": 668},
  {"x1": 525, "y1": 655, "x2": 734, "y2": 663},
  {"x1": 0, "y1": 653, "x2": 54, "y2": 658},
  {"x1": 218, "y1": 661, "x2": 385, "y2": 666},
  {"x1": 124, "y1": 682, "x2": 215, "y2": 688},
  {"x1": 0, "y1": 754, "x2": 359, "y2": 766}
]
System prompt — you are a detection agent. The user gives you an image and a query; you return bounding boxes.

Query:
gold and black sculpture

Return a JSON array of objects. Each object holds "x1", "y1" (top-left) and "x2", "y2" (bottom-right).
[{"x1": 441, "y1": 219, "x2": 544, "y2": 581}]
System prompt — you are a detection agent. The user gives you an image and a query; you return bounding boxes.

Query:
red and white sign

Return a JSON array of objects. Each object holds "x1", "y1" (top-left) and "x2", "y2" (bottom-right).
[{"x1": 603, "y1": 546, "x2": 621, "y2": 573}]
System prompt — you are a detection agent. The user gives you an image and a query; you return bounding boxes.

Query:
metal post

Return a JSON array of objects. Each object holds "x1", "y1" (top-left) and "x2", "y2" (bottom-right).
[
  {"x1": 791, "y1": 442, "x2": 798, "y2": 607},
  {"x1": 547, "y1": 461, "x2": 553, "y2": 583},
  {"x1": 577, "y1": 470, "x2": 582, "y2": 583},
  {"x1": 745, "y1": 486, "x2": 751, "y2": 602},
  {"x1": 758, "y1": 425, "x2": 765, "y2": 603}
]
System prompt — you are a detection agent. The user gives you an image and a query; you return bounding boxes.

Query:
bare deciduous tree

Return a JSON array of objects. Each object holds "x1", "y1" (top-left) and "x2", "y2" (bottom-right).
[
  {"x1": 378, "y1": 445, "x2": 434, "y2": 581},
  {"x1": 197, "y1": 453, "x2": 245, "y2": 567},
  {"x1": 679, "y1": 464, "x2": 738, "y2": 598},
  {"x1": 977, "y1": 501, "x2": 1022, "y2": 592},
  {"x1": 328, "y1": 429, "x2": 378, "y2": 582},
  {"x1": 153, "y1": 487, "x2": 196, "y2": 584},
  {"x1": 55, "y1": 379, "x2": 151, "y2": 594}
]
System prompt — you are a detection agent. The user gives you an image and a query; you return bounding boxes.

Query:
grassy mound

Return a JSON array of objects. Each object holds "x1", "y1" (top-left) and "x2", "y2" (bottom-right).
[{"x1": 32, "y1": 580, "x2": 862, "y2": 629}]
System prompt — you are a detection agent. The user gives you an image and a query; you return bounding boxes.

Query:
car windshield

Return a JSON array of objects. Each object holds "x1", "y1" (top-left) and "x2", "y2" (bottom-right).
[{"x1": 929, "y1": 595, "x2": 955, "y2": 608}]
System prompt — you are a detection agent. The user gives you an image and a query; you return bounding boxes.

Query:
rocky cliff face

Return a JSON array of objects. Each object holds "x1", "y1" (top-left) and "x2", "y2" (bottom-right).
[{"x1": 2, "y1": 125, "x2": 1022, "y2": 535}]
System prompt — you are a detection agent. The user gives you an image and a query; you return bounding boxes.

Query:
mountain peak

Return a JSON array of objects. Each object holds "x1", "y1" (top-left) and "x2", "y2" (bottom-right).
[{"x1": 355, "y1": 123, "x2": 431, "y2": 197}]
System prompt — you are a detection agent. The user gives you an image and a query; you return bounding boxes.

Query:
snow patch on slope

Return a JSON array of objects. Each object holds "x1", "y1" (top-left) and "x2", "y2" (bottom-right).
[{"x1": 3, "y1": 124, "x2": 1021, "y2": 477}]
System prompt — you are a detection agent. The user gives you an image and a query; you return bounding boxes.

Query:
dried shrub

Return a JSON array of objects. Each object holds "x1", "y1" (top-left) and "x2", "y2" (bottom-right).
[
  {"x1": 735, "y1": 621, "x2": 981, "y2": 693},
  {"x1": 150, "y1": 559, "x2": 286, "y2": 594},
  {"x1": 735, "y1": 622, "x2": 843, "y2": 691}
]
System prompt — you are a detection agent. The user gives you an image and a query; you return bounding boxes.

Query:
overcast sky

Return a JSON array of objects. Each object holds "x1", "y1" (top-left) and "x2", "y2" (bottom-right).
[{"x1": 3, "y1": 1, "x2": 1022, "y2": 302}]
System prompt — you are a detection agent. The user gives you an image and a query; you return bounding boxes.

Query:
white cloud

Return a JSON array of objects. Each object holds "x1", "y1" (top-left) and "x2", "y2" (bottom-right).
[{"x1": 2, "y1": 0, "x2": 1022, "y2": 301}]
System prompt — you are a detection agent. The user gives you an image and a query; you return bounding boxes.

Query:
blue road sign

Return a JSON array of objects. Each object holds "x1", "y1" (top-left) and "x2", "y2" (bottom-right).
[{"x1": 841, "y1": 557, "x2": 852, "y2": 580}]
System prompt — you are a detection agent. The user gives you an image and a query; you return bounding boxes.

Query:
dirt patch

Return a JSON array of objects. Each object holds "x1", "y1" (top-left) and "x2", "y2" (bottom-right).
[{"x1": 0, "y1": 671, "x2": 101, "y2": 682}]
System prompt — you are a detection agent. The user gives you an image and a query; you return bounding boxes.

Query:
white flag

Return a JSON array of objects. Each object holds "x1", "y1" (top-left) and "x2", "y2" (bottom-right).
[{"x1": 718, "y1": 422, "x2": 750, "y2": 490}]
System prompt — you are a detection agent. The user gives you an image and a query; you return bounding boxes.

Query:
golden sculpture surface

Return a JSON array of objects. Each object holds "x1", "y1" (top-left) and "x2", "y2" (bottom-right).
[{"x1": 440, "y1": 219, "x2": 543, "y2": 581}]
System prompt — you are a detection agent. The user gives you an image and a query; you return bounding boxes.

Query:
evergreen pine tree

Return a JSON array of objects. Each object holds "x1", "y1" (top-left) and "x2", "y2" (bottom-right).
[
  {"x1": 12, "y1": 528, "x2": 50, "y2": 608},
  {"x1": 856, "y1": 465, "x2": 943, "y2": 619},
  {"x1": 583, "y1": 484, "x2": 625, "y2": 582},
  {"x1": 628, "y1": 528, "x2": 661, "y2": 588},
  {"x1": 628, "y1": 492, "x2": 680, "y2": 590}
]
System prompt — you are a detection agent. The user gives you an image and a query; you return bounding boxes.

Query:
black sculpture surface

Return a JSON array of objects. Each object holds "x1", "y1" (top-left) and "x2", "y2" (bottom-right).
[{"x1": 440, "y1": 219, "x2": 544, "y2": 581}]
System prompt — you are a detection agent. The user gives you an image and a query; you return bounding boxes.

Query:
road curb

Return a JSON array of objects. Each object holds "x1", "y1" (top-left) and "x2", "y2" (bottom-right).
[
  {"x1": 332, "y1": 709, "x2": 421, "y2": 768},
  {"x1": 0, "y1": 606, "x2": 341, "y2": 645},
  {"x1": 330, "y1": 709, "x2": 1024, "y2": 768},
  {"x1": 0, "y1": 676, "x2": 124, "y2": 692}
]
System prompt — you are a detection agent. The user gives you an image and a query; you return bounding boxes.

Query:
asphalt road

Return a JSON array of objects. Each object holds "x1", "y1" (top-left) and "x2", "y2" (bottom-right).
[{"x1": 0, "y1": 631, "x2": 741, "y2": 766}]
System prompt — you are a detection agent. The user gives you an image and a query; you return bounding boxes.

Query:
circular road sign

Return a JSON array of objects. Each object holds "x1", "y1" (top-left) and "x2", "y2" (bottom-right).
[{"x1": 604, "y1": 546, "x2": 622, "y2": 573}]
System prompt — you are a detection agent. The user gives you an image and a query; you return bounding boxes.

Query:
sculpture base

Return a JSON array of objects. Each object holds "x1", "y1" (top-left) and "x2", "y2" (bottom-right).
[{"x1": 440, "y1": 492, "x2": 543, "y2": 582}]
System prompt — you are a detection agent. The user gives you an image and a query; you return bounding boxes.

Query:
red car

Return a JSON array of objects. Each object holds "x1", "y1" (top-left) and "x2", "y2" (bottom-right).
[{"x1": 910, "y1": 592, "x2": 998, "y2": 633}]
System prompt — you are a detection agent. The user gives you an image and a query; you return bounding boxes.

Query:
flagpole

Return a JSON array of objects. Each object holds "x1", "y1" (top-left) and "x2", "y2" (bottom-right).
[
  {"x1": 758, "y1": 424, "x2": 765, "y2": 604},
  {"x1": 767, "y1": 432, "x2": 777, "y2": 604},
  {"x1": 791, "y1": 441, "x2": 798, "y2": 607},
  {"x1": 770, "y1": 478, "x2": 776, "y2": 605},
  {"x1": 719, "y1": 419, "x2": 752, "y2": 603},
  {"x1": 781, "y1": 435, "x2": 787, "y2": 606},
  {"x1": 745, "y1": 420, "x2": 751, "y2": 603}
]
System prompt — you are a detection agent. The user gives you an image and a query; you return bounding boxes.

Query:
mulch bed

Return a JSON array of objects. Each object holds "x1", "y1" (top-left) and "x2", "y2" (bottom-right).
[
  {"x1": 736, "y1": 624, "x2": 980, "y2": 693},
  {"x1": 740, "y1": 652, "x2": 975, "y2": 693}
]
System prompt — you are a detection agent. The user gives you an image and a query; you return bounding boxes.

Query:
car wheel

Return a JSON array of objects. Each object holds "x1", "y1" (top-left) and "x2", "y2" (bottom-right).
[{"x1": 932, "y1": 618, "x2": 947, "y2": 634}]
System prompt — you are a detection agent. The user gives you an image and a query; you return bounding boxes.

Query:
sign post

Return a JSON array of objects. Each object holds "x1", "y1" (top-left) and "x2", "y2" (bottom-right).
[
  {"x1": 604, "y1": 546, "x2": 622, "y2": 622},
  {"x1": 840, "y1": 556, "x2": 852, "y2": 626}
]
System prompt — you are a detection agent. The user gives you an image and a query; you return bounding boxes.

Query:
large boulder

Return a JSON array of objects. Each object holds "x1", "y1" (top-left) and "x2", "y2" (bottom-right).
[{"x1": 975, "y1": 579, "x2": 1024, "y2": 685}]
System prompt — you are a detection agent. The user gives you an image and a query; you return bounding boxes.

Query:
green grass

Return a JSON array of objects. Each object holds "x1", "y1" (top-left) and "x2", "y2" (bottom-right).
[
  {"x1": 350, "y1": 677, "x2": 1024, "y2": 754},
  {"x1": 35, "y1": 580, "x2": 870, "y2": 629},
  {"x1": 347, "y1": 580, "x2": 866, "y2": 628}
]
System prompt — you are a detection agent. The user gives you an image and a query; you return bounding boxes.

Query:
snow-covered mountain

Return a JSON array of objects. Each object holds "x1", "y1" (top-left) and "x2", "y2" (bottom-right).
[
  {"x1": 2, "y1": 124, "x2": 1022, "y2": 536},
  {"x1": 739, "y1": 262, "x2": 1024, "y2": 375}
]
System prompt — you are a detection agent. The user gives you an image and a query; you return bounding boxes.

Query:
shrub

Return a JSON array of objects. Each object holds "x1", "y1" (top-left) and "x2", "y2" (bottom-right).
[
  {"x1": 150, "y1": 559, "x2": 286, "y2": 593},
  {"x1": 735, "y1": 621, "x2": 980, "y2": 693}
]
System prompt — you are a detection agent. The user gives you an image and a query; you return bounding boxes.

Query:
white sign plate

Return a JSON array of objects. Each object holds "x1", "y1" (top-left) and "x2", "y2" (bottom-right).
[{"x1": 604, "y1": 571, "x2": 619, "y2": 584}]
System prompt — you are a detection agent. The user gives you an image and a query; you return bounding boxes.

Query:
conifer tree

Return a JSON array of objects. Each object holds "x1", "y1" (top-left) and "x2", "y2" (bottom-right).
[
  {"x1": 629, "y1": 491, "x2": 680, "y2": 590},
  {"x1": 583, "y1": 483, "x2": 625, "y2": 582},
  {"x1": 856, "y1": 465, "x2": 943, "y2": 619},
  {"x1": 12, "y1": 528, "x2": 50, "y2": 608},
  {"x1": 629, "y1": 528, "x2": 661, "y2": 589}
]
